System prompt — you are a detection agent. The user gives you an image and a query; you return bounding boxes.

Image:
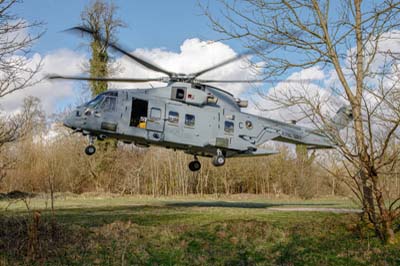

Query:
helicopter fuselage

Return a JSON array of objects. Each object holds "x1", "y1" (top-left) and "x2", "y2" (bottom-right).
[{"x1": 64, "y1": 82, "x2": 336, "y2": 162}]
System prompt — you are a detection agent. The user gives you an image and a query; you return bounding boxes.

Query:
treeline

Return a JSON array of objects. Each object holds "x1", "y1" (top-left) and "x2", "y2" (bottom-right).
[
  {"x1": 2, "y1": 114, "x2": 400, "y2": 199},
  {"x1": 0, "y1": 123, "x2": 348, "y2": 199}
]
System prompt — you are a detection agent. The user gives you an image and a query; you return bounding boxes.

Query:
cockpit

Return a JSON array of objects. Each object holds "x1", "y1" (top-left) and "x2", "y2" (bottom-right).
[{"x1": 83, "y1": 91, "x2": 118, "y2": 112}]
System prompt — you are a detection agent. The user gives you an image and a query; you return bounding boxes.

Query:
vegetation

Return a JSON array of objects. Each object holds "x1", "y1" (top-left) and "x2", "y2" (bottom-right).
[
  {"x1": 81, "y1": 0, "x2": 124, "y2": 95},
  {"x1": 0, "y1": 196, "x2": 399, "y2": 266},
  {"x1": 0, "y1": 1, "x2": 399, "y2": 264},
  {"x1": 1, "y1": 125, "x2": 357, "y2": 198},
  {"x1": 0, "y1": 0, "x2": 44, "y2": 183},
  {"x1": 205, "y1": 0, "x2": 400, "y2": 244},
  {"x1": 0, "y1": 0, "x2": 43, "y2": 99}
]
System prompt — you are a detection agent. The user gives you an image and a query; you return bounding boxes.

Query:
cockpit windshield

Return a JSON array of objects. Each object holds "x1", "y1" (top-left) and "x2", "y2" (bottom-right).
[
  {"x1": 84, "y1": 91, "x2": 118, "y2": 109},
  {"x1": 85, "y1": 93, "x2": 105, "y2": 108}
]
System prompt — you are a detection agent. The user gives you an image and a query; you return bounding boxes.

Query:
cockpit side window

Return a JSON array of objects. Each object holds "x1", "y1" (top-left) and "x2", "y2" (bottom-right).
[
  {"x1": 107, "y1": 91, "x2": 118, "y2": 97},
  {"x1": 100, "y1": 96, "x2": 117, "y2": 112}
]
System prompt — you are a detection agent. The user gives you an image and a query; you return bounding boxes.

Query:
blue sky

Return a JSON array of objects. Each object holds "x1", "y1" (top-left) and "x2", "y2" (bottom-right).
[
  {"x1": 14, "y1": 0, "x2": 236, "y2": 55},
  {"x1": 5, "y1": 0, "x2": 399, "y2": 123},
  {"x1": 2, "y1": 0, "x2": 263, "y2": 114}
]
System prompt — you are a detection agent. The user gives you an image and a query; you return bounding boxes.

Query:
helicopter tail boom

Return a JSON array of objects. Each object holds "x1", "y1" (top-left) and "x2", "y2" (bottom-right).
[
  {"x1": 234, "y1": 148, "x2": 279, "y2": 157},
  {"x1": 331, "y1": 106, "x2": 353, "y2": 130}
]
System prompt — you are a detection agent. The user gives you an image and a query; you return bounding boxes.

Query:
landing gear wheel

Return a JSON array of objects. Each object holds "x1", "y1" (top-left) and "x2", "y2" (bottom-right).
[
  {"x1": 85, "y1": 145, "x2": 96, "y2": 156},
  {"x1": 188, "y1": 160, "x2": 201, "y2": 172},
  {"x1": 212, "y1": 155, "x2": 225, "y2": 167}
]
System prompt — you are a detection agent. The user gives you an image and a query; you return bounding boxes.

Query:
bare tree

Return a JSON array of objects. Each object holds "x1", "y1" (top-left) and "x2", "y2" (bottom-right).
[
  {"x1": 0, "y1": 97, "x2": 44, "y2": 147},
  {"x1": 0, "y1": 97, "x2": 45, "y2": 186},
  {"x1": 0, "y1": 0, "x2": 44, "y2": 98},
  {"x1": 205, "y1": 0, "x2": 400, "y2": 244},
  {"x1": 0, "y1": 0, "x2": 44, "y2": 147}
]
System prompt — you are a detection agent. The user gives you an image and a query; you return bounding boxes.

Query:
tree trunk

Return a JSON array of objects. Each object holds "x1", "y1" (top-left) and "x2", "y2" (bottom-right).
[
  {"x1": 383, "y1": 219, "x2": 396, "y2": 244},
  {"x1": 360, "y1": 170, "x2": 376, "y2": 222}
]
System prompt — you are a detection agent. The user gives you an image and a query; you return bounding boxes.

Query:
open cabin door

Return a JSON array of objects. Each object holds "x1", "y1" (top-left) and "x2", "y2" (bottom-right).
[{"x1": 146, "y1": 100, "x2": 165, "y2": 141}]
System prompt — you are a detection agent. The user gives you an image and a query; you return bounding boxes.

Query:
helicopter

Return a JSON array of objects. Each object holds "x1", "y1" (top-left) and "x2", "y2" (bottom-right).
[{"x1": 50, "y1": 26, "x2": 353, "y2": 172}]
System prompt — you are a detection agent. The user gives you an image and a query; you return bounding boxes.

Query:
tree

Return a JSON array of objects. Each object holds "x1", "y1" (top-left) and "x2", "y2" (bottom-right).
[
  {"x1": 0, "y1": 0, "x2": 43, "y2": 98},
  {"x1": 0, "y1": 0, "x2": 44, "y2": 147},
  {"x1": 0, "y1": 97, "x2": 44, "y2": 148},
  {"x1": 0, "y1": 97, "x2": 45, "y2": 185},
  {"x1": 81, "y1": 0, "x2": 124, "y2": 96},
  {"x1": 205, "y1": 0, "x2": 400, "y2": 244},
  {"x1": 0, "y1": 0, "x2": 44, "y2": 185}
]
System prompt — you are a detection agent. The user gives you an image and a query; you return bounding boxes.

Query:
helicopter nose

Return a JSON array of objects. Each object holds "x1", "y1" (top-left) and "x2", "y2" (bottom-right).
[
  {"x1": 63, "y1": 114, "x2": 72, "y2": 129},
  {"x1": 63, "y1": 111, "x2": 77, "y2": 129}
]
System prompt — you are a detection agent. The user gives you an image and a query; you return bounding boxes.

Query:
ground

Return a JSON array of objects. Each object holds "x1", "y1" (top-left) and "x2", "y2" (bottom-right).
[{"x1": 0, "y1": 194, "x2": 399, "y2": 265}]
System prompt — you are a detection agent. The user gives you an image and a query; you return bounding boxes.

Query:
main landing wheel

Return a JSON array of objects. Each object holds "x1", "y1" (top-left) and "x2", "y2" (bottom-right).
[
  {"x1": 212, "y1": 155, "x2": 225, "y2": 167},
  {"x1": 85, "y1": 145, "x2": 96, "y2": 156},
  {"x1": 188, "y1": 160, "x2": 201, "y2": 172}
]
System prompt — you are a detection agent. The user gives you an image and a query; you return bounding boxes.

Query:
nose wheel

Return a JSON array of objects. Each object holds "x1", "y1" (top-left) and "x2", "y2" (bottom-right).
[
  {"x1": 188, "y1": 156, "x2": 201, "y2": 172},
  {"x1": 85, "y1": 145, "x2": 96, "y2": 155},
  {"x1": 85, "y1": 136, "x2": 96, "y2": 156}
]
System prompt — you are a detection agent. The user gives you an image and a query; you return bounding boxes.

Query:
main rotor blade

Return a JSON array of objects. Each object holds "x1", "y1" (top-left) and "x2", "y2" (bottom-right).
[
  {"x1": 67, "y1": 26, "x2": 175, "y2": 77},
  {"x1": 48, "y1": 75, "x2": 168, "y2": 83},
  {"x1": 195, "y1": 79, "x2": 264, "y2": 83},
  {"x1": 196, "y1": 79, "x2": 315, "y2": 83},
  {"x1": 189, "y1": 50, "x2": 254, "y2": 79}
]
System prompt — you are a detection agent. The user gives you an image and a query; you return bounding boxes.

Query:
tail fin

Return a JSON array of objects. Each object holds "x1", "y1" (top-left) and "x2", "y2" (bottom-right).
[{"x1": 331, "y1": 106, "x2": 353, "y2": 130}]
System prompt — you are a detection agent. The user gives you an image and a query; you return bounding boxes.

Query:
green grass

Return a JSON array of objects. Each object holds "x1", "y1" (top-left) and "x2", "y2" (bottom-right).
[
  {"x1": 0, "y1": 194, "x2": 358, "y2": 211},
  {"x1": 0, "y1": 195, "x2": 398, "y2": 266}
]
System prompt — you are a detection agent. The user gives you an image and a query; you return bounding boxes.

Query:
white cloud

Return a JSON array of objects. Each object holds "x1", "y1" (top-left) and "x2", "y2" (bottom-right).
[
  {"x1": 288, "y1": 66, "x2": 325, "y2": 81},
  {"x1": 0, "y1": 38, "x2": 260, "y2": 116},
  {"x1": 248, "y1": 66, "x2": 341, "y2": 126},
  {"x1": 0, "y1": 49, "x2": 87, "y2": 115},
  {"x1": 111, "y1": 38, "x2": 259, "y2": 96},
  {"x1": 251, "y1": 30, "x2": 400, "y2": 135}
]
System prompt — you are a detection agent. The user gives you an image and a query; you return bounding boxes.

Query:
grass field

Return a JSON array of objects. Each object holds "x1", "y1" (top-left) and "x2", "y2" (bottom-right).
[{"x1": 0, "y1": 194, "x2": 399, "y2": 266}]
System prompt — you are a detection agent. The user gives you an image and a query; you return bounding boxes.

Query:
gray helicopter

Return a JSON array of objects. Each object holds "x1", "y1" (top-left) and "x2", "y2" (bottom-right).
[{"x1": 50, "y1": 26, "x2": 352, "y2": 172}]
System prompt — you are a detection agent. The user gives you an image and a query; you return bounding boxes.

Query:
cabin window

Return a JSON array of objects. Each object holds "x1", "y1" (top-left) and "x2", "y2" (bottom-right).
[
  {"x1": 100, "y1": 96, "x2": 117, "y2": 112},
  {"x1": 150, "y1": 108, "x2": 161, "y2": 120},
  {"x1": 176, "y1": 88, "x2": 185, "y2": 100},
  {"x1": 185, "y1": 114, "x2": 195, "y2": 127},
  {"x1": 224, "y1": 121, "x2": 234, "y2": 133},
  {"x1": 245, "y1": 120, "x2": 253, "y2": 129},
  {"x1": 171, "y1": 87, "x2": 187, "y2": 101},
  {"x1": 168, "y1": 111, "x2": 179, "y2": 123}
]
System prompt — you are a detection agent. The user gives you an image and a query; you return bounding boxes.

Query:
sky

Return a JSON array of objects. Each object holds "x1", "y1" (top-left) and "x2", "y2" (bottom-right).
[
  {"x1": 12, "y1": 0, "x2": 232, "y2": 54},
  {"x1": 1, "y1": 0, "x2": 400, "y2": 127},
  {"x1": 2, "y1": 0, "x2": 258, "y2": 115}
]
